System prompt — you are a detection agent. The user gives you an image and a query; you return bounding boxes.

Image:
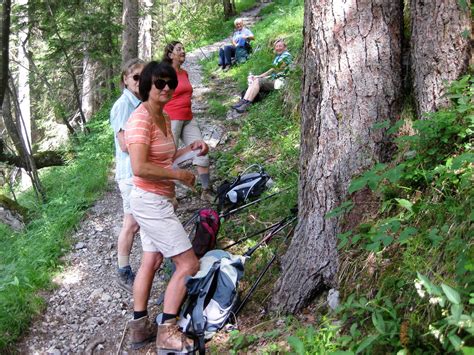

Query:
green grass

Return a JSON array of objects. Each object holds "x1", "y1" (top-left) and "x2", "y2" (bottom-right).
[
  {"x1": 156, "y1": 0, "x2": 260, "y2": 53},
  {"x1": 198, "y1": 1, "x2": 306, "y2": 352},
  {"x1": 0, "y1": 104, "x2": 114, "y2": 351},
  {"x1": 201, "y1": 0, "x2": 304, "y2": 101}
]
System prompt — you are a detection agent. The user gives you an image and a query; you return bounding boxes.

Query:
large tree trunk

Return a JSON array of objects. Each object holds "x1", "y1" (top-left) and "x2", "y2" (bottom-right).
[
  {"x1": 81, "y1": 52, "x2": 95, "y2": 121},
  {"x1": 17, "y1": 0, "x2": 30, "y2": 154},
  {"x1": 138, "y1": 0, "x2": 153, "y2": 61},
  {"x1": 271, "y1": 0, "x2": 403, "y2": 313},
  {"x1": 17, "y1": 0, "x2": 32, "y2": 189},
  {"x1": 223, "y1": 0, "x2": 235, "y2": 20},
  {"x1": 0, "y1": 0, "x2": 11, "y2": 108},
  {"x1": 410, "y1": 0, "x2": 471, "y2": 116},
  {"x1": 122, "y1": 0, "x2": 139, "y2": 65}
]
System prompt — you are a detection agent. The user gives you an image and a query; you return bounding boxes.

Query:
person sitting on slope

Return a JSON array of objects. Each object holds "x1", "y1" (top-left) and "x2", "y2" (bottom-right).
[{"x1": 232, "y1": 38, "x2": 292, "y2": 113}]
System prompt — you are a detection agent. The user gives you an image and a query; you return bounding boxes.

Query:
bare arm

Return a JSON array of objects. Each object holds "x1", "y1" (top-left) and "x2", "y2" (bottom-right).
[
  {"x1": 128, "y1": 143, "x2": 195, "y2": 187},
  {"x1": 257, "y1": 68, "x2": 274, "y2": 78},
  {"x1": 117, "y1": 130, "x2": 128, "y2": 152}
]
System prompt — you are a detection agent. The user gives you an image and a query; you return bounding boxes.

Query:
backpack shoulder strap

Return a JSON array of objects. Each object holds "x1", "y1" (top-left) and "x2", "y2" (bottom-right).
[{"x1": 192, "y1": 261, "x2": 221, "y2": 354}]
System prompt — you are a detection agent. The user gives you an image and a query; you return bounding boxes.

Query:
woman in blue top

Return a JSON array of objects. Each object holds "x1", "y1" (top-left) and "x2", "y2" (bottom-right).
[
  {"x1": 218, "y1": 18, "x2": 254, "y2": 71},
  {"x1": 109, "y1": 58, "x2": 145, "y2": 293},
  {"x1": 232, "y1": 39, "x2": 292, "y2": 113}
]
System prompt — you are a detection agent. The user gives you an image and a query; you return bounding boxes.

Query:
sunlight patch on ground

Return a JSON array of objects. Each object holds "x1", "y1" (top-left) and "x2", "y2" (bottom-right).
[{"x1": 52, "y1": 265, "x2": 84, "y2": 286}]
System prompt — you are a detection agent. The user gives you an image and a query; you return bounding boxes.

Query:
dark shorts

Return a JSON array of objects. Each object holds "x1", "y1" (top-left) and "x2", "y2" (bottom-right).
[{"x1": 259, "y1": 77, "x2": 275, "y2": 92}]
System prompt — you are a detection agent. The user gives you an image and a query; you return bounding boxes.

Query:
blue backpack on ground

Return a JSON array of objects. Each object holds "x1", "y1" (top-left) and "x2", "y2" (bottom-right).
[{"x1": 177, "y1": 250, "x2": 245, "y2": 354}]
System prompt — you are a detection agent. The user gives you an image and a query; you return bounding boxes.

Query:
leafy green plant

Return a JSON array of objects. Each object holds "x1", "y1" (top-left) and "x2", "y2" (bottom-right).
[
  {"x1": 415, "y1": 273, "x2": 474, "y2": 353},
  {"x1": 287, "y1": 320, "x2": 340, "y2": 354},
  {"x1": 335, "y1": 293, "x2": 404, "y2": 354},
  {"x1": 331, "y1": 75, "x2": 473, "y2": 353},
  {"x1": 228, "y1": 330, "x2": 259, "y2": 352}
]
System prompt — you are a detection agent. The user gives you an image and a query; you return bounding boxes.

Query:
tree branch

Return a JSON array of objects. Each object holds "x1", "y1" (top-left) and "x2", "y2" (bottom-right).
[{"x1": 0, "y1": 150, "x2": 65, "y2": 170}]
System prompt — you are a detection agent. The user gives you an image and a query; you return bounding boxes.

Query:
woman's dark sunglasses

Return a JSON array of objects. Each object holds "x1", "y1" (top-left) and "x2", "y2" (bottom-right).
[
  {"x1": 132, "y1": 74, "x2": 140, "y2": 81},
  {"x1": 154, "y1": 78, "x2": 178, "y2": 90}
]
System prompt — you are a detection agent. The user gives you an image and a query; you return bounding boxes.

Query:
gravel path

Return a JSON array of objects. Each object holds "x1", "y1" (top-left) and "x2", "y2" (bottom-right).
[{"x1": 17, "y1": 4, "x2": 268, "y2": 354}]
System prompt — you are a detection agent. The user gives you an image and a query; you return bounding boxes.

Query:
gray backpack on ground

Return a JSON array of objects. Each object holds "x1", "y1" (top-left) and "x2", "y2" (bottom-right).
[{"x1": 177, "y1": 250, "x2": 245, "y2": 354}]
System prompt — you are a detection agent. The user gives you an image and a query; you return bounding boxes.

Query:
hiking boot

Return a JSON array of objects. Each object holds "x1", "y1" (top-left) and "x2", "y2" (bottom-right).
[
  {"x1": 200, "y1": 189, "x2": 215, "y2": 203},
  {"x1": 157, "y1": 319, "x2": 196, "y2": 354},
  {"x1": 235, "y1": 101, "x2": 251, "y2": 113},
  {"x1": 129, "y1": 316, "x2": 157, "y2": 350},
  {"x1": 117, "y1": 265, "x2": 135, "y2": 294},
  {"x1": 231, "y1": 98, "x2": 247, "y2": 109},
  {"x1": 223, "y1": 65, "x2": 231, "y2": 72}
]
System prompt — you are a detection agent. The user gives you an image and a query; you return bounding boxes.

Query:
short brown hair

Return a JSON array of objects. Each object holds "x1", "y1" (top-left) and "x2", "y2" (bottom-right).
[{"x1": 120, "y1": 58, "x2": 145, "y2": 89}]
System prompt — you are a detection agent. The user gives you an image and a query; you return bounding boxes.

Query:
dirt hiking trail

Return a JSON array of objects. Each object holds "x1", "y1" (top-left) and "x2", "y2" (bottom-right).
[{"x1": 18, "y1": 3, "x2": 269, "y2": 354}]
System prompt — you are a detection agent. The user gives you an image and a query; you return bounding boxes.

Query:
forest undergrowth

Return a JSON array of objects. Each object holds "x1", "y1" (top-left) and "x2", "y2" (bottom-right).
[{"x1": 201, "y1": 0, "x2": 473, "y2": 353}]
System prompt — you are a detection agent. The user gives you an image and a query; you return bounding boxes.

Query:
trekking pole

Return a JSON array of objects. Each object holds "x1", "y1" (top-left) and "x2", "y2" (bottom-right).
[
  {"x1": 223, "y1": 217, "x2": 289, "y2": 250},
  {"x1": 234, "y1": 223, "x2": 297, "y2": 316},
  {"x1": 243, "y1": 216, "x2": 297, "y2": 258},
  {"x1": 219, "y1": 187, "x2": 290, "y2": 219}
]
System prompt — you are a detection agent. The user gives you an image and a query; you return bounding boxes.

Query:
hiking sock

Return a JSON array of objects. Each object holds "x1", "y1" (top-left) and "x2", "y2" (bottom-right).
[
  {"x1": 134, "y1": 310, "x2": 147, "y2": 319},
  {"x1": 161, "y1": 313, "x2": 177, "y2": 324},
  {"x1": 118, "y1": 254, "x2": 130, "y2": 269},
  {"x1": 199, "y1": 173, "x2": 210, "y2": 190}
]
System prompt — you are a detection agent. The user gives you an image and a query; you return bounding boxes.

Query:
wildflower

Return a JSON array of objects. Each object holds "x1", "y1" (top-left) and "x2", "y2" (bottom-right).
[
  {"x1": 429, "y1": 296, "x2": 442, "y2": 305},
  {"x1": 429, "y1": 324, "x2": 441, "y2": 340},
  {"x1": 414, "y1": 279, "x2": 426, "y2": 298}
]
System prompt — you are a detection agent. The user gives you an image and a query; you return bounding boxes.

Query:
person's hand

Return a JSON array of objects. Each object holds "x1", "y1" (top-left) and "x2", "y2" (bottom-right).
[
  {"x1": 176, "y1": 169, "x2": 196, "y2": 189},
  {"x1": 190, "y1": 140, "x2": 209, "y2": 156}
]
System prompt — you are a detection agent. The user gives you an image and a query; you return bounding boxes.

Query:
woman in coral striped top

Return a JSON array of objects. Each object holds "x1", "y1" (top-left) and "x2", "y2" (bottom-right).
[{"x1": 125, "y1": 61, "x2": 207, "y2": 352}]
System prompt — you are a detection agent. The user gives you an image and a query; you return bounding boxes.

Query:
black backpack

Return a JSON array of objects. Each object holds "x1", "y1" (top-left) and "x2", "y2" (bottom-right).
[{"x1": 215, "y1": 164, "x2": 272, "y2": 211}]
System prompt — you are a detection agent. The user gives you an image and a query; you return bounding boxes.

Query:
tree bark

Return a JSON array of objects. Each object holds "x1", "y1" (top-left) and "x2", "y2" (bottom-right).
[
  {"x1": 223, "y1": 0, "x2": 235, "y2": 20},
  {"x1": 410, "y1": 0, "x2": 471, "y2": 116},
  {"x1": 81, "y1": 52, "x2": 95, "y2": 121},
  {"x1": 17, "y1": 0, "x2": 31, "y2": 154},
  {"x1": 138, "y1": 0, "x2": 153, "y2": 61},
  {"x1": 122, "y1": 0, "x2": 139, "y2": 65},
  {"x1": 0, "y1": 0, "x2": 11, "y2": 108},
  {"x1": 1, "y1": 90, "x2": 23, "y2": 155},
  {"x1": 0, "y1": 148, "x2": 65, "y2": 169},
  {"x1": 271, "y1": 0, "x2": 402, "y2": 313},
  {"x1": 8, "y1": 75, "x2": 45, "y2": 199}
]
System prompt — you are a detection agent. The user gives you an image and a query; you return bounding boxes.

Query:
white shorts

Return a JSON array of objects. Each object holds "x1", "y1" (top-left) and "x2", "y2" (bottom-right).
[
  {"x1": 171, "y1": 119, "x2": 209, "y2": 167},
  {"x1": 118, "y1": 177, "x2": 134, "y2": 214},
  {"x1": 130, "y1": 186, "x2": 192, "y2": 257}
]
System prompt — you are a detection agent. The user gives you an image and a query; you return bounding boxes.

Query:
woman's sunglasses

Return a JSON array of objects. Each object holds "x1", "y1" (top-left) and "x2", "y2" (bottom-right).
[
  {"x1": 154, "y1": 78, "x2": 178, "y2": 90},
  {"x1": 131, "y1": 74, "x2": 140, "y2": 81}
]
